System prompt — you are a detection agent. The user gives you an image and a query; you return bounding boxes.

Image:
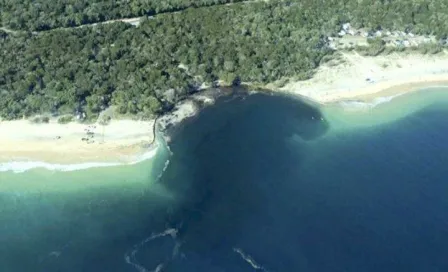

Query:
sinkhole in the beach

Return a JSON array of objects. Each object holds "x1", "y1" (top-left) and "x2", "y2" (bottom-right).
[
  {"x1": 155, "y1": 89, "x2": 448, "y2": 271},
  {"x1": 156, "y1": 91, "x2": 331, "y2": 269},
  {"x1": 3, "y1": 88, "x2": 448, "y2": 272}
]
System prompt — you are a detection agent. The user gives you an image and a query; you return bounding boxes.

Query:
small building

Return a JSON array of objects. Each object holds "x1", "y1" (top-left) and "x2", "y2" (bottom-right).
[
  {"x1": 403, "y1": 40, "x2": 411, "y2": 47},
  {"x1": 375, "y1": 30, "x2": 382, "y2": 37},
  {"x1": 408, "y1": 32, "x2": 415, "y2": 37},
  {"x1": 338, "y1": 30, "x2": 346, "y2": 36},
  {"x1": 348, "y1": 30, "x2": 355, "y2": 35},
  {"x1": 385, "y1": 31, "x2": 392, "y2": 36}
]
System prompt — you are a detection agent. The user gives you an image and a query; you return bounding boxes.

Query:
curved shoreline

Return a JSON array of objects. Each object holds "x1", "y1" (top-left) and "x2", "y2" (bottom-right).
[
  {"x1": 1, "y1": 85, "x2": 446, "y2": 173},
  {"x1": 320, "y1": 75, "x2": 448, "y2": 105},
  {"x1": 2, "y1": 52, "x2": 448, "y2": 172},
  {"x1": 276, "y1": 51, "x2": 448, "y2": 105}
]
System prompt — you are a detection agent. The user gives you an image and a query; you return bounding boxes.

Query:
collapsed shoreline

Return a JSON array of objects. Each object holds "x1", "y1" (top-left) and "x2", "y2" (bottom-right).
[
  {"x1": 1, "y1": 52, "x2": 448, "y2": 172},
  {"x1": 0, "y1": 89, "x2": 224, "y2": 172}
]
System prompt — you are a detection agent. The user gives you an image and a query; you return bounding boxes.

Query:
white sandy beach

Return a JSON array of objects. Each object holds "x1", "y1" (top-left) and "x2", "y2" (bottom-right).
[
  {"x1": 0, "y1": 119, "x2": 156, "y2": 164},
  {"x1": 278, "y1": 51, "x2": 448, "y2": 103}
]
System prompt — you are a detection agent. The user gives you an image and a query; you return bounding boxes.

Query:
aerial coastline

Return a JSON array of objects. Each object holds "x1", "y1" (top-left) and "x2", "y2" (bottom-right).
[
  {"x1": 4, "y1": 1, "x2": 448, "y2": 270},
  {"x1": 0, "y1": 91, "x2": 218, "y2": 170},
  {"x1": 1, "y1": 52, "x2": 448, "y2": 169}
]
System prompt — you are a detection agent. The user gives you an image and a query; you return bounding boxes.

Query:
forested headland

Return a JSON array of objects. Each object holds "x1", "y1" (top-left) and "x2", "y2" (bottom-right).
[{"x1": 1, "y1": 0, "x2": 448, "y2": 120}]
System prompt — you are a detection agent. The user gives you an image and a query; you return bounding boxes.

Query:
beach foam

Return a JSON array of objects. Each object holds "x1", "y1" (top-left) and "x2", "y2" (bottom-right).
[
  {"x1": 338, "y1": 93, "x2": 405, "y2": 111},
  {"x1": 0, "y1": 145, "x2": 159, "y2": 173}
]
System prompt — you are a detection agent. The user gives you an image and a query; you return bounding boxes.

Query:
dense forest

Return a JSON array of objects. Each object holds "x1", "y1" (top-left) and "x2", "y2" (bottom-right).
[
  {"x1": 0, "y1": 0, "x2": 246, "y2": 31},
  {"x1": 1, "y1": 0, "x2": 448, "y2": 120}
]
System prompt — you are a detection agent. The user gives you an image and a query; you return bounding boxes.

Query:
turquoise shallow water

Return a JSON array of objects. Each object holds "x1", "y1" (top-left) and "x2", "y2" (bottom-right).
[{"x1": 1, "y1": 89, "x2": 448, "y2": 271}]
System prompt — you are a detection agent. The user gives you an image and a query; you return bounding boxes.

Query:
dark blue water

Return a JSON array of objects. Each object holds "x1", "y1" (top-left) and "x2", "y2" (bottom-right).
[
  {"x1": 159, "y1": 93, "x2": 448, "y2": 272},
  {"x1": 1, "y1": 92, "x2": 448, "y2": 271}
]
